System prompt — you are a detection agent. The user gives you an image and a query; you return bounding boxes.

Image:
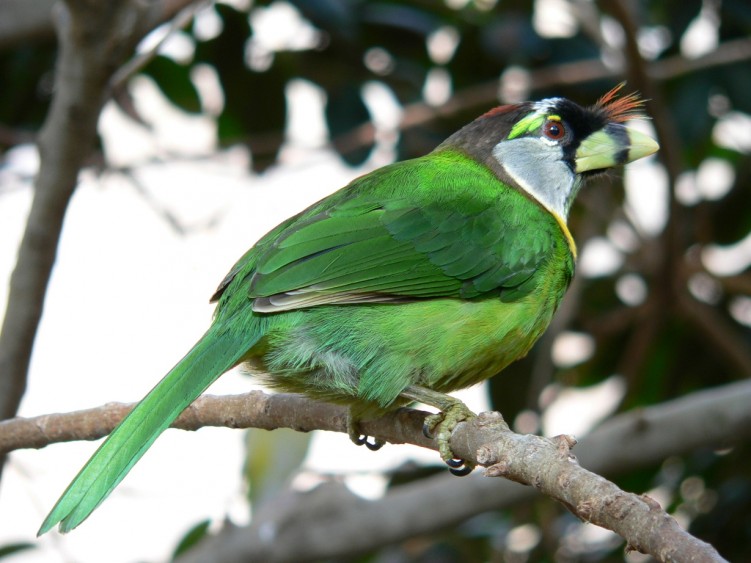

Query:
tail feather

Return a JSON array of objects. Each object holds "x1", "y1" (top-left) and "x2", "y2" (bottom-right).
[{"x1": 38, "y1": 325, "x2": 254, "y2": 534}]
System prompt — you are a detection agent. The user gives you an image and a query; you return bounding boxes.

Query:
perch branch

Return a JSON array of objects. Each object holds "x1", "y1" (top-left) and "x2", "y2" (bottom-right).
[{"x1": 7, "y1": 380, "x2": 750, "y2": 561}]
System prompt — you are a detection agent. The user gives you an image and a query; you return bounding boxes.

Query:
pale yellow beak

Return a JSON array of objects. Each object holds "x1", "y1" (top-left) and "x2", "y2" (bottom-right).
[{"x1": 575, "y1": 123, "x2": 659, "y2": 174}]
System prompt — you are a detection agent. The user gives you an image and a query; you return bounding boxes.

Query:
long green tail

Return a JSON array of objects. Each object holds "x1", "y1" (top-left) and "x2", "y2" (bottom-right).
[{"x1": 38, "y1": 324, "x2": 255, "y2": 534}]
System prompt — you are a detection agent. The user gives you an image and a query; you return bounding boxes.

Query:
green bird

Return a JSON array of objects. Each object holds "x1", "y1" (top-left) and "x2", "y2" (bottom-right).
[{"x1": 39, "y1": 85, "x2": 658, "y2": 534}]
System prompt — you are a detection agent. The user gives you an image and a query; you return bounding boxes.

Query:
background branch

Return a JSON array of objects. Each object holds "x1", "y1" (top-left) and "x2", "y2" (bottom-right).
[
  {"x1": 328, "y1": 37, "x2": 751, "y2": 160},
  {"x1": 0, "y1": 0, "x2": 56, "y2": 48},
  {"x1": 0, "y1": 0, "x2": 197, "y2": 425}
]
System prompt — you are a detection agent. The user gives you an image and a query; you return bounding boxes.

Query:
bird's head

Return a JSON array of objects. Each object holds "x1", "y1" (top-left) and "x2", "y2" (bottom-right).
[{"x1": 439, "y1": 84, "x2": 659, "y2": 221}]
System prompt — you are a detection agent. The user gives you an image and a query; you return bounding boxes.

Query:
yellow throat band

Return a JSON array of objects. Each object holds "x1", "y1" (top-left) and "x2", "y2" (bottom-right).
[{"x1": 553, "y1": 212, "x2": 577, "y2": 260}]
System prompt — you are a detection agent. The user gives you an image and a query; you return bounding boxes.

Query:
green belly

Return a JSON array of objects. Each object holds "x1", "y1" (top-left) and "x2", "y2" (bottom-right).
[{"x1": 248, "y1": 254, "x2": 570, "y2": 411}]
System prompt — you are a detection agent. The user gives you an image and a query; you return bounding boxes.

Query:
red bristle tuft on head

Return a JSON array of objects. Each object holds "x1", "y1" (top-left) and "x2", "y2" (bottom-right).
[{"x1": 594, "y1": 82, "x2": 646, "y2": 123}]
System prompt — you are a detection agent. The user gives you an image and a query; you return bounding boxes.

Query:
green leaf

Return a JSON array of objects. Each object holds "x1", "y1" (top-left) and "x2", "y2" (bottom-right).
[
  {"x1": 0, "y1": 46, "x2": 56, "y2": 133},
  {"x1": 0, "y1": 543, "x2": 34, "y2": 559},
  {"x1": 195, "y1": 3, "x2": 287, "y2": 171},
  {"x1": 289, "y1": 0, "x2": 358, "y2": 41},
  {"x1": 326, "y1": 84, "x2": 373, "y2": 165},
  {"x1": 170, "y1": 519, "x2": 211, "y2": 560},
  {"x1": 244, "y1": 427, "x2": 310, "y2": 509},
  {"x1": 141, "y1": 55, "x2": 202, "y2": 114}
]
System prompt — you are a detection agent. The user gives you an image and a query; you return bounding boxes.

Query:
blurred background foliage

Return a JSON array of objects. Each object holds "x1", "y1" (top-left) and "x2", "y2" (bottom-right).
[{"x1": 2, "y1": 0, "x2": 751, "y2": 561}]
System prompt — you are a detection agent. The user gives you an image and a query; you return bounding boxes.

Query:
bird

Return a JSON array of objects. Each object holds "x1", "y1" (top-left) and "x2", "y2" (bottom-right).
[{"x1": 39, "y1": 85, "x2": 658, "y2": 534}]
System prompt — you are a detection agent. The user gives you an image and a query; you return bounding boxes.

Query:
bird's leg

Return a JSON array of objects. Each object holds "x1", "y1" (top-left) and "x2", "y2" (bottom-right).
[
  {"x1": 347, "y1": 409, "x2": 384, "y2": 451},
  {"x1": 401, "y1": 385, "x2": 476, "y2": 476}
]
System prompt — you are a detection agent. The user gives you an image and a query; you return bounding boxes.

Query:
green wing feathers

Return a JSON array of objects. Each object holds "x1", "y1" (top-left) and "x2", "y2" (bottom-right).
[
  {"x1": 214, "y1": 152, "x2": 565, "y2": 315},
  {"x1": 38, "y1": 324, "x2": 255, "y2": 534},
  {"x1": 248, "y1": 154, "x2": 560, "y2": 311}
]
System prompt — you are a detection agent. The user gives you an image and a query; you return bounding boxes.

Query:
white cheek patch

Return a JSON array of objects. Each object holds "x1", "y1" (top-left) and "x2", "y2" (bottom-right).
[
  {"x1": 541, "y1": 137, "x2": 559, "y2": 147},
  {"x1": 492, "y1": 137, "x2": 576, "y2": 220}
]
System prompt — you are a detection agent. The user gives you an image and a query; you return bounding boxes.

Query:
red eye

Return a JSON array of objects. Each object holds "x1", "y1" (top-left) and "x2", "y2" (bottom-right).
[{"x1": 543, "y1": 120, "x2": 566, "y2": 140}]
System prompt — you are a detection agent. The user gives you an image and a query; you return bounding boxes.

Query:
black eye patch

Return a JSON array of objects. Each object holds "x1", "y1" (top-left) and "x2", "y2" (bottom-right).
[{"x1": 551, "y1": 100, "x2": 608, "y2": 145}]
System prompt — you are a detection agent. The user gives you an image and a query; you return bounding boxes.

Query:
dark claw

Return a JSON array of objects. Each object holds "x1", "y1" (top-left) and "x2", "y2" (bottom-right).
[
  {"x1": 354, "y1": 434, "x2": 384, "y2": 451},
  {"x1": 422, "y1": 423, "x2": 434, "y2": 440},
  {"x1": 353, "y1": 435, "x2": 367, "y2": 446},
  {"x1": 445, "y1": 458, "x2": 464, "y2": 468},
  {"x1": 365, "y1": 439, "x2": 384, "y2": 451},
  {"x1": 448, "y1": 463, "x2": 473, "y2": 477}
]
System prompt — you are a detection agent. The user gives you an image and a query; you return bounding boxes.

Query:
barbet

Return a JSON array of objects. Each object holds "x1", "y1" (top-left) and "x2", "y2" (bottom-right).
[{"x1": 40, "y1": 85, "x2": 658, "y2": 533}]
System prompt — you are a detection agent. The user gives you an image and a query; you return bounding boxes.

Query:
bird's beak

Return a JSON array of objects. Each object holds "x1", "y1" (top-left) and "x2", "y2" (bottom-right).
[{"x1": 575, "y1": 123, "x2": 659, "y2": 173}]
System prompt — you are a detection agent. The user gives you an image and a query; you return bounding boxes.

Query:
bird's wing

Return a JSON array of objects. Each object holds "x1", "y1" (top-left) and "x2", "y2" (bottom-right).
[{"x1": 248, "y1": 191, "x2": 559, "y2": 313}]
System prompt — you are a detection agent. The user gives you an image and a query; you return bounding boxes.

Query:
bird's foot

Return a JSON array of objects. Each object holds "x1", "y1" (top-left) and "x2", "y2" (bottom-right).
[
  {"x1": 347, "y1": 414, "x2": 384, "y2": 451},
  {"x1": 401, "y1": 385, "x2": 476, "y2": 476},
  {"x1": 423, "y1": 401, "x2": 476, "y2": 476}
]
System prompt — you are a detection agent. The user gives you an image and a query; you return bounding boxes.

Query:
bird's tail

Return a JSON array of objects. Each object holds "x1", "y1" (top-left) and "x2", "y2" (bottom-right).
[{"x1": 38, "y1": 323, "x2": 255, "y2": 534}]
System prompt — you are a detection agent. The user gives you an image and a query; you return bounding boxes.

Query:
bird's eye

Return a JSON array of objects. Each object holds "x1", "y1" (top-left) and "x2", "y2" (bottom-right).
[{"x1": 543, "y1": 120, "x2": 566, "y2": 141}]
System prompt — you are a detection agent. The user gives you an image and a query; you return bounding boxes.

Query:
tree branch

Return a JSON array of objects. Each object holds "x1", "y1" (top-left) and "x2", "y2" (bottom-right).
[
  {"x1": 477, "y1": 418, "x2": 721, "y2": 562},
  {"x1": 0, "y1": 0, "x2": 198, "y2": 426},
  {"x1": 0, "y1": 392, "x2": 433, "y2": 456},
  {"x1": 175, "y1": 380, "x2": 748, "y2": 562},
  {"x1": 0, "y1": 0, "x2": 56, "y2": 48},
  {"x1": 677, "y1": 289, "x2": 751, "y2": 376},
  {"x1": 7, "y1": 380, "x2": 749, "y2": 561},
  {"x1": 8, "y1": 379, "x2": 750, "y2": 459}
]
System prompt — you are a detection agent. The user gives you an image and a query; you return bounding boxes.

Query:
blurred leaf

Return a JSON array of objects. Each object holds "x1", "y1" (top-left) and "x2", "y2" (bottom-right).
[
  {"x1": 361, "y1": 2, "x2": 442, "y2": 38},
  {"x1": 171, "y1": 519, "x2": 211, "y2": 560},
  {"x1": 688, "y1": 447, "x2": 751, "y2": 561},
  {"x1": 290, "y1": 0, "x2": 359, "y2": 41},
  {"x1": 648, "y1": 0, "x2": 703, "y2": 53},
  {"x1": 0, "y1": 45, "x2": 56, "y2": 140},
  {"x1": 479, "y1": 12, "x2": 546, "y2": 63},
  {"x1": 141, "y1": 55, "x2": 202, "y2": 114},
  {"x1": 0, "y1": 543, "x2": 34, "y2": 559},
  {"x1": 194, "y1": 3, "x2": 287, "y2": 171},
  {"x1": 327, "y1": 83, "x2": 372, "y2": 165},
  {"x1": 668, "y1": 75, "x2": 715, "y2": 164},
  {"x1": 487, "y1": 353, "x2": 536, "y2": 420},
  {"x1": 718, "y1": 63, "x2": 751, "y2": 115},
  {"x1": 720, "y1": 0, "x2": 751, "y2": 37},
  {"x1": 711, "y1": 155, "x2": 751, "y2": 244},
  {"x1": 244, "y1": 427, "x2": 311, "y2": 509}
]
